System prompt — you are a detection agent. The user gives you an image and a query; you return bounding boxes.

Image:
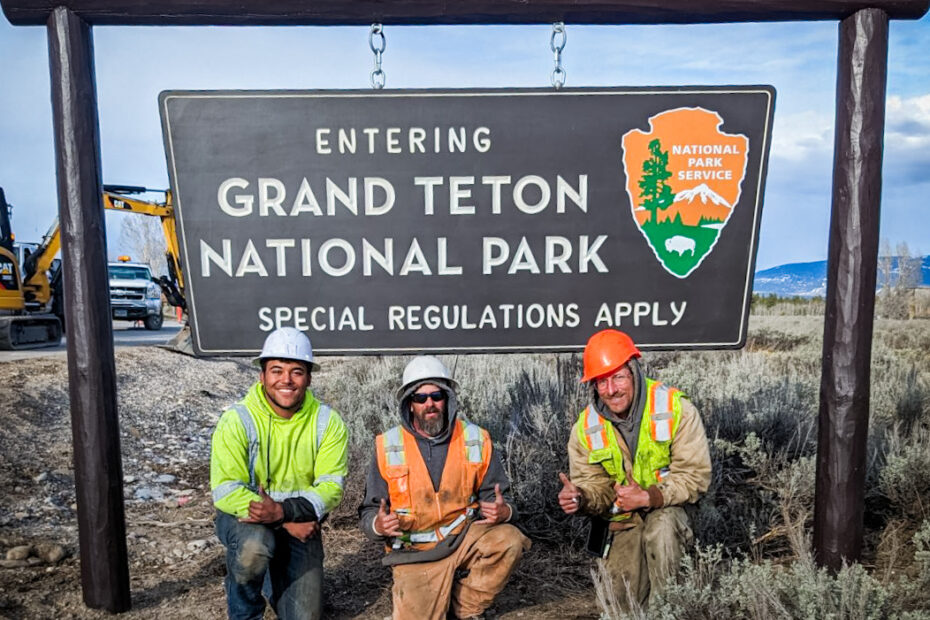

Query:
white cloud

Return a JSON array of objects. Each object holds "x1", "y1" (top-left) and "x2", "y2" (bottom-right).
[
  {"x1": 885, "y1": 94, "x2": 930, "y2": 149},
  {"x1": 768, "y1": 93, "x2": 930, "y2": 169},
  {"x1": 770, "y1": 110, "x2": 833, "y2": 161}
]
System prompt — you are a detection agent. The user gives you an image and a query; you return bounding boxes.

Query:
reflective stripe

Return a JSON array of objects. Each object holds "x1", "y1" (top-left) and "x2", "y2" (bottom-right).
[
  {"x1": 315, "y1": 474, "x2": 346, "y2": 488},
  {"x1": 269, "y1": 489, "x2": 328, "y2": 520},
  {"x1": 305, "y1": 490, "x2": 328, "y2": 520},
  {"x1": 384, "y1": 426, "x2": 406, "y2": 466},
  {"x1": 653, "y1": 385, "x2": 670, "y2": 413},
  {"x1": 462, "y1": 421, "x2": 484, "y2": 464},
  {"x1": 212, "y1": 480, "x2": 246, "y2": 503},
  {"x1": 315, "y1": 404, "x2": 331, "y2": 453},
  {"x1": 651, "y1": 385, "x2": 673, "y2": 442},
  {"x1": 584, "y1": 407, "x2": 606, "y2": 450},
  {"x1": 268, "y1": 490, "x2": 306, "y2": 500},
  {"x1": 232, "y1": 404, "x2": 259, "y2": 490},
  {"x1": 397, "y1": 512, "x2": 469, "y2": 544}
]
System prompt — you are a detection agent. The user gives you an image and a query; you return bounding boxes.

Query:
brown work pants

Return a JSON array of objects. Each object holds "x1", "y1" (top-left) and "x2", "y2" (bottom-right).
[
  {"x1": 391, "y1": 523, "x2": 531, "y2": 620},
  {"x1": 604, "y1": 506, "x2": 692, "y2": 610}
]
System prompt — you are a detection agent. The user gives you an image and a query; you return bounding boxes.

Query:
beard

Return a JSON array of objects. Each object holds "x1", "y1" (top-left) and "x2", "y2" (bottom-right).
[{"x1": 414, "y1": 407, "x2": 446, "y2": 437}]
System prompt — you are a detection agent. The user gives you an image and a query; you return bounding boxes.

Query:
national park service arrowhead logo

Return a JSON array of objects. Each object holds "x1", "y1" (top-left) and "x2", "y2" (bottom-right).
[{"x1": 621, "y1": 107, "x2": 749, "y2": 278}]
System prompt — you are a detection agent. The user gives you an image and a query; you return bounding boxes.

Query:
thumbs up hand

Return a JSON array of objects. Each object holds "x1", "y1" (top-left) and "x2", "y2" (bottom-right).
[
  {"x1": 374, "y1": 498, "x2": 403, "y2": 537},
  {"x1": 475, "y1": 483, "x2": 511, "y2": 525},
  {"x1": 613, "y1": 482, "x2": 650, "y2": 513},
  {"x1": 558, "y1": 472, "x2": 583, "y2": 514},
  {"x1": 242, "y1": 485, "x2": 285, "y2": 524}
]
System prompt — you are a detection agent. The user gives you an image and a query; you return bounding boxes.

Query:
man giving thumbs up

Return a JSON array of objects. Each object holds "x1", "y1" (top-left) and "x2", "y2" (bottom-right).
[
  {"x1": 359, "y1": 355, "x2": 530, "y2": 620},
  {"x1": 210, "y1": 328, "x2": 348, "y2": 620}
]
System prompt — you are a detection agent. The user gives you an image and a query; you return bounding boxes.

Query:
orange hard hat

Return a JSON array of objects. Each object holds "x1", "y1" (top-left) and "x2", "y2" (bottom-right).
[{"x1": 581, "y1": 329, "x2": 641, "y2": 383}]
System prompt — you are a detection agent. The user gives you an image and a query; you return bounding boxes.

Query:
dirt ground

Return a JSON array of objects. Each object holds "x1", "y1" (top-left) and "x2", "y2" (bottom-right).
[{"x1": 0, "y1": 348, "x2": 598, "y2": 619}]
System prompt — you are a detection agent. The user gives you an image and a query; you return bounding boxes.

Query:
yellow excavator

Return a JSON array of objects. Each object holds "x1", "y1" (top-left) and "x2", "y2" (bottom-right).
[
  {"x1": 0, "y1": 185, "x2": 186, "y2": 350},
  {"x1": 0, "y1": 187, "x2": 64, "y2": 349}
]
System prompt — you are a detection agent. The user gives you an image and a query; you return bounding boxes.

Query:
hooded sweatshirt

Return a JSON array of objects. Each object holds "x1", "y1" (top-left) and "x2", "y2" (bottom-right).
[
  {"x1": 211, "y1": 382, "x2": 348, "y2": 523},
  {"x1": 358, "y1": 379, "x2": 517, "y2": 565},
  {"x1": 591, "y1": 358, "x2": 646, "y2": 459},
  {"x1": 568, "y1": 361, "x2": 712, "y2": 516}
]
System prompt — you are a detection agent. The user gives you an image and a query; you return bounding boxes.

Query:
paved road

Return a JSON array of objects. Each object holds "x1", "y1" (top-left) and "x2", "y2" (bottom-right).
[{"x1": 0, "y1": 319, "x2": 185, "y2": 362}]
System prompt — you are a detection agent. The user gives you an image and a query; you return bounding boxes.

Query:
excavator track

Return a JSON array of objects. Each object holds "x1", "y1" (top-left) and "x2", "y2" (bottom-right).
[{"x1": 0, "y1": 314, "x2": 62, "y2": 350}]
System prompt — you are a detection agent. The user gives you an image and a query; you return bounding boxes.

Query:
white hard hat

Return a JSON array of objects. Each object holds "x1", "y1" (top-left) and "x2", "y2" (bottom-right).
[
  {"x1": 252, "y1": 327, "x2": 320, "y2": 371},
  {"x1": 396, "y1": 355, "x2": 457, "y2": 400}
]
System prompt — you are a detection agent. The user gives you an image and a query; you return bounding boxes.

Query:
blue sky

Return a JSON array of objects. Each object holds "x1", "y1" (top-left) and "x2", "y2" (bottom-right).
[{"x1": 1, "y1": 15, "x2": 927, "y2": 270}]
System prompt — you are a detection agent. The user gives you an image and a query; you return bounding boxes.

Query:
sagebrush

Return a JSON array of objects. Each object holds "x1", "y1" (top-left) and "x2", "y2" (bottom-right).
[{"x1": 313, "y1": 315, "x2": 930, "y2": 617}]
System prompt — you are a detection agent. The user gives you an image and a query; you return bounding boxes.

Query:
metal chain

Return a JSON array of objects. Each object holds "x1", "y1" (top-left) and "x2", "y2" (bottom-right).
[
  {"x1": 550, "y1": 22, "x2": 567, "y2": 89},
  {"x1": 369, "y1": 23, "x2": 386, "y2": 89}
]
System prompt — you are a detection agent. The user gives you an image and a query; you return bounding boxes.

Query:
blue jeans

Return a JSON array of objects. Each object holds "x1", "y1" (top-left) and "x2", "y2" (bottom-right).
[{"x1": 215, "y1": 510, "x2": 324, "y2": 620}]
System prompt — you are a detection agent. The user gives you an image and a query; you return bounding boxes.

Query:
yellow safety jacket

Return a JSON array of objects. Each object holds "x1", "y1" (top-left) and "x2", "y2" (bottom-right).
[
  {"x1": 375, "y1": 419, "x2": 492, "y2": 551},
  {"x1": 577, "y1": 378, "x2": 683, "y2": 521},
  {"x1": 210, "y1": 382, "x2": 348, "y2": 520}
]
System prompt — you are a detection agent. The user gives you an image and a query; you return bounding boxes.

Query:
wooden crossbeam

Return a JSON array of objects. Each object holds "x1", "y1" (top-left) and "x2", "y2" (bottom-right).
[{"x1": 2, "y1": 0, "x2": 928, "y2": 26}]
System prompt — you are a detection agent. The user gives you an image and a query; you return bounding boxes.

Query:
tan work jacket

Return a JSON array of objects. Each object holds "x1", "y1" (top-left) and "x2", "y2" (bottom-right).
[{"x1": 567, "y1": 391, "x2": 711, "y2": 518}]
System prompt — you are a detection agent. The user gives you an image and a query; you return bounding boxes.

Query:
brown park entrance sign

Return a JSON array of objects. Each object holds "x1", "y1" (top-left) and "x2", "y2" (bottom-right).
[{"x1": 161, "y1": 86, "x2": 774, "y2": 355}]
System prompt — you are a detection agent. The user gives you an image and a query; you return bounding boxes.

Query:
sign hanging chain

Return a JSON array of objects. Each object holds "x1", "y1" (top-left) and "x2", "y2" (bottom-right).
[
  {"x1": 369, "y1": 23, "x2": 386, "y2": 89},
  {"x1": 550, "y1": 22, "x2": 567, "y2": 89}
]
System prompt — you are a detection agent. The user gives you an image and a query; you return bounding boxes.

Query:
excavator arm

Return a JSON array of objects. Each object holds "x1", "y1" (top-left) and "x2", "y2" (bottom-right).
[
  {"x1": 14, "y1": 186, "x2": 186, "y2": 310},
  {"x1": 102, "y1": 185, "x2": 186, "y2": 310},
  {"x1": 21, "y1": 217, "x2": 61, "y2": 306},
  {"x1": 1, "y1": 184, "x2": 188, "y2": 350}
]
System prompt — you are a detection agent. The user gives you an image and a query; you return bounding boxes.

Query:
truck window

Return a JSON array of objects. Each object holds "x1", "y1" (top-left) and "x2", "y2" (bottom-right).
[{"x1": 108, "y1": 266, "x2": 151, "y2": 280}]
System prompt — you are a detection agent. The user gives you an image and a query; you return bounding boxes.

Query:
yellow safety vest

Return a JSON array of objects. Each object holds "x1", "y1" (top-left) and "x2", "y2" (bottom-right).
[{"x1": 577, "y1": 378, "x2": 683, "y2": 521}]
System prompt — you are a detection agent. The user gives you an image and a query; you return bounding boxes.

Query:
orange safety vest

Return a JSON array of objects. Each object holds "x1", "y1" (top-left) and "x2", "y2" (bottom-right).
[{"x1": 376, "y1": 419, "x2": 492, "y2": 551}]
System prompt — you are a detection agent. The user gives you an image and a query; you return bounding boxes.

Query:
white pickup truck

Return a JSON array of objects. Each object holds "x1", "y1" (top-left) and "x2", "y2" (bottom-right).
[{"x1": 107, "y1": 259, "x2": 163, "y2": 330}]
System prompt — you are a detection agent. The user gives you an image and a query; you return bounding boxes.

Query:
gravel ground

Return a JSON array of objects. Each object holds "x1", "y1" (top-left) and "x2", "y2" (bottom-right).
[{"x1": 0, "y1": 347, "x2": 596, "y2": 619}]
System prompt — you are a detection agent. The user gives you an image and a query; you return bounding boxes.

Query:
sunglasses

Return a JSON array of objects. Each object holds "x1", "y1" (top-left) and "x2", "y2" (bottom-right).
[{"x1": 411, "y1": 390, "x2": 446, "y2": 404}]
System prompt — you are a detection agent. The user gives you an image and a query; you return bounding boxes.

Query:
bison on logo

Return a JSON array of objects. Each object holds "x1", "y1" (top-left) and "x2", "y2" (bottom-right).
[{"x1": 621, "y1": 107, "x2": 749, "y2": 278}]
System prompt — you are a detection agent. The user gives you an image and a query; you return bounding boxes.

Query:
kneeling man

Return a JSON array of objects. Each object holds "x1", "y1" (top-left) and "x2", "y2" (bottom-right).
[
  {"x1": 211, "y1": 327, "x2": 348, "y2": 619},
  {"x1": 559, "y1": 329, "x2": 711, "y2": 609},
  {"x1": 359, "y1": 356, "x2": 530, "y2": 620}
]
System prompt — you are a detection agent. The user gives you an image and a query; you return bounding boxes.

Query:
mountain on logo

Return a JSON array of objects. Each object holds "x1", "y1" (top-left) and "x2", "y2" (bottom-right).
[
  {"x1": 674, "y1": 183, "x2": 731, "y2": 207},
  {"x1": 662, "y1": 183, "x2": 732, "y2": 227},
  {"x1": 633, "y1": 183, "x2": 732, "y2": 227}
]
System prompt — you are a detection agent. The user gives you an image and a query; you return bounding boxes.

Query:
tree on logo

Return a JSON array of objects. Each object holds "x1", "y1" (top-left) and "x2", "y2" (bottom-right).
[{"x1": 638, "y1": 138, "x2": 674, "y2": 224}]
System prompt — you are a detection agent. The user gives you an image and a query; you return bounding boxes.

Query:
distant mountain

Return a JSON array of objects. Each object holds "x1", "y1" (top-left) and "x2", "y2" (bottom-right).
[{"x1": 753, "y1": 255, "x2": 930, "y2": 298}]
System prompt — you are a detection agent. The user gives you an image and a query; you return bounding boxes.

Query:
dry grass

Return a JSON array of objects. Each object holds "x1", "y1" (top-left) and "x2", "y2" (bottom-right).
[{"x1": 318, "y1": 314, "x2": 930, "y2": 618}]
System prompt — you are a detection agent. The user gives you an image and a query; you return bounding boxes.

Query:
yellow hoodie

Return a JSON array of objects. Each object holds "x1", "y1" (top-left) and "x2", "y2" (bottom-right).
[{"x1": 210, "y1": 382, "x2": 348, "y2": 520}]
